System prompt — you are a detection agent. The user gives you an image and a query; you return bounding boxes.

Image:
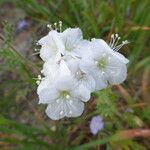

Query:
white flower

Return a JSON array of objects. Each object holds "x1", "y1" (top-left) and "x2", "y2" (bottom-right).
[
  {"x1": 38, "y1": 27, "x2": 86, "y2": 61},
  {"x1": 36, "y1": 24, "x2": 129, "y2": 120},
  {"x1": 38, "y1": 76, "x2": 91, "y2": 120},
  {"x1": 60, "y1": 28, "x2": 83, "y2": 55},
  {"x1": 38, "y1": 30, "x2": 65, "y2": 61},
  {"x1": 41, "y1": 58, "x2": 70, "y2": 80},
  {"x1": 67, "y1": 57, "x2": 96, "y2": 92},
  {"x1": 80, "y1": 37, "x2": 129, "y2": 90}
]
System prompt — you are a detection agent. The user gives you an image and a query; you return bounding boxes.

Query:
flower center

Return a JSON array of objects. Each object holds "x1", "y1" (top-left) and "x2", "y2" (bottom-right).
[
  {"x1": 95, "y1": 57, "x2": 108, "y2": 69},
  {"x1": 59, "y1": 90, "x2": 70, "y2": 99},
  {"x1": 75, "y1": 70, "x2": 85, "y2": 80},
  {"x1": 65, "y1": 46, "x2": 72, "y2": 52}
]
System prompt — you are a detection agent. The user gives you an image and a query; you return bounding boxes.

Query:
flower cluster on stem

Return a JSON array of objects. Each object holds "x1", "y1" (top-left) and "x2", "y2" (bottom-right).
[{"x1": 36, "y1": 22, "x2": 129, "y2": 120}]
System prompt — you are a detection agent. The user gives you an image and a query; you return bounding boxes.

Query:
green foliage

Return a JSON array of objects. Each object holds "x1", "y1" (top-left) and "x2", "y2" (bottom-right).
[
  {"x1": 142, "y1": 106, "x2": 150, "y2": 122},
  {"x1": 96, "y1": 88, "x2": 118, "y2": 118}
]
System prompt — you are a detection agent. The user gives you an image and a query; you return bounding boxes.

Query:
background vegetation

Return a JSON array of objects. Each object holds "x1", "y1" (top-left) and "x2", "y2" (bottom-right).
[{"x1": 0, "y1": 0, "x2": 150, "y2": 149}]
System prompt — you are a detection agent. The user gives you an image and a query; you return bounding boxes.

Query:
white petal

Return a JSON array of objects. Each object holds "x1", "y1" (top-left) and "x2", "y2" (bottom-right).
[
  {"x1": 38, "y1": 30, "x2": 65, "y2": 61},
  {"x1": 37, "y1": 77, "x2": 51, "y2": 94},
  {"x1": 67, "y1": 58, "x2": 79, "y2": 73},
  {"x1": 42, "y1": 58, "x2": 59, "y2": 78},
  {"x1": 80, "y1": 58, "x2": 96, "y2": 74},
  {"x1": 61, "y1": 28, "x2": 83, "y2": 52},
  {"x1": 93, "y1": 72, "x2": 108, "y2": 90},
  {"x1": 90, "y1": 39, "x2": 109, "y2": 60},
  {"x1": 66, "y1": 100, "x2": 84, "y2": 117},
  {"x1": 105, "y1": 58, "x2": 127, "y2": 84},
  {"x1": 80, "y1": 75, "x2": 96, "y2": 92},
  {"x1": 55, "y1": 75, "x2": 77, "y2": 91},
  {"x1": 45, "y1": 101, "x2": 65, "y2": 120},
  {"x1": 37, "y1": 78, "x2": 59, "y2": 104},
  {"x1": 73, "y1": 40, "x2": 91, "y2": 58},
  {"x1": 112, "y1": 52, "x2": 129, "y2": 64},
  {"x1": 71, "y1": 84, "x2": 91, "y2": 102},
  {"x1": 40, "y1": 45, "x2": 56, "y2": 62},
  {"x1": 38, "y1": 87, "x2": 59, "y2": 104},
  {"x1": 59, "y1": 60, "x2": 71, "y2": 77}
]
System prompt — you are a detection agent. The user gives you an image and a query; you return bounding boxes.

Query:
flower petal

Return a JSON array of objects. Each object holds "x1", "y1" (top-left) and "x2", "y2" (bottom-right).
[
  {"x1": 71, "y1": 84, "x2": 91, "y2": 102},
  {"x1": 38, "y1": 87, "x2": 59, "y2": 104},
  {"x1": 61, "y1": 28, "x2": 83, "y2": 52},
  {"x1": 42, "y1": 58, "x2": 59, "y2": 78},
  {"x1": 66, "y1": 100, "x2": 84, "y2": 117},
  {"x1": 37, "y1": 77, "x2": 51, "y2": 94},
  {"x1": 105, "y1": 58, "x2": 127, "y2": 84},
  {"x1": 45, "y1": 100, "x2": 65, "y2": 120},
  {"x1": 55, "y1": 75, "x2": 77, "y2": 91},
  {"x1": 39, "y1": 30, "x2": 65, "y2": 61}
]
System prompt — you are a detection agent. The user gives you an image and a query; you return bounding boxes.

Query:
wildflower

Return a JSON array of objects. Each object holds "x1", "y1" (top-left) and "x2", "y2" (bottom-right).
[
  {"x1": 38, "y1": 76, "x2": 90, "y2": 120},
  {"x1": 36, "y1": 22, "x2": 129, "y2": 120},
  {"x1": 38, "y1": 22, "x2": 86, "y2": 62},
  {"x1": 80, "y1": 35, "x2": 129, "y2": 90},
  {"x1": 60, "y1": 28, "x2": 85, "y2": 57},
  {"x1": 38, "y1": 30, "x2": 65, "y2": 61},
  {"x1": 67, "y1": 57, "x2": 96, "y2": 92},
  {"x1": 90, "y1": 116, "x2": 104, "y2": 135},
  {"x1": 37, "y1": 57, "x2": 91, "y2": 120},
  {"x1": 16, "y1": 19, "x2": 29, "y2": 31},
  {"x1": 41, "y1": 58, "x2": 70, "y2": 79}
]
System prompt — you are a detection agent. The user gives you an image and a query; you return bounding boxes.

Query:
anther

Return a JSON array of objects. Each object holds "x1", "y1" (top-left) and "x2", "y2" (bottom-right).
[
  {"x1": 66, "y1": 95, "x2": 70, "y2": 99},
  {"x1": 47, "y1": 24, "x2": 52, "y2": 30},
  {"x1": 36, "y1": 80, "x2": 40, "y2": 85},
  {"x1": 111, "y1": 34, "x2": 114, "y2": 39},
  {"x1": 38, "y1": 75, "x2": 42, "y2": 80},
  {"x1": 115, "y1": 34, "x2": 118, "y2": 37},
  {"x1": 41, "y1": 70, "x2": 44, "y2": 73},
  {"x1": 54, "y1": 22, "x2": 57, "y2": 30},
  {"x1": 59, "y1": 21, "x2": 62, "y2": 32}
]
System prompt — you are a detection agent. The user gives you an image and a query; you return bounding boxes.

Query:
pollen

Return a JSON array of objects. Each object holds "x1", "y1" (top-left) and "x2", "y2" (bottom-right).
[
  {"x1": 96, "y1": 57, "x2": 108, "y2": 69},
  {"x1": 60, "y1": 90, "x2": 70, "y2": 99}
]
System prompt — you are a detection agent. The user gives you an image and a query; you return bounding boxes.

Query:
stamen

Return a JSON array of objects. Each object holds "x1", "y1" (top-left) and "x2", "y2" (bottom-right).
[
  {"x1": 36, "y1": 80, "x2": 40, "y2": 85},
  {"x1": 54, "y1": 22, "x2": 57, "y2": 30},
  {"x1": 32, "y1": 52, "x2": 40, "y2": 56},
  {"x1": 59, "y1": 21, "x2": 62, "y2": 32},
  {"x1": 47, "y1": 24, "x2": 52, "y2": 30},
  {"x1": 38, "y1": 75, "x2": 42, "y2": 80},
  {"x1": 114, "y1": 40, "x2": 129, "y2": 51},
  {"x1": 36, "y1": 42, "x2": 40, "y2": 45},
  {"x1": 109, "y1": 33, "x2": 129, "y2": 51},
  {"x1": 34, "y1": 48, "x2": 38, "y2": 52},
  {"x1": 66, "y1": 95, "x2": 70, "y2": 99},
  {"x1": 41, "y1": 69, "x2": 44, "y2": 74},
  {"x1": 110, "y1": 33, "x2": 119, "y2": 48}
]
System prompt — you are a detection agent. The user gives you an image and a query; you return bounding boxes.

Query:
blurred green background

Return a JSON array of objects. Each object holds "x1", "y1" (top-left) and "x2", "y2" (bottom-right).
[{"x1": 0, "y1": 0, "x2": 150, "y2": 149}]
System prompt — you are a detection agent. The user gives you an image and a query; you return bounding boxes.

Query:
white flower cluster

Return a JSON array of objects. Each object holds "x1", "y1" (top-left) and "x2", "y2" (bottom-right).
[{"x1": 36, "y1": 22, "x2": 129, "y2": 120}]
